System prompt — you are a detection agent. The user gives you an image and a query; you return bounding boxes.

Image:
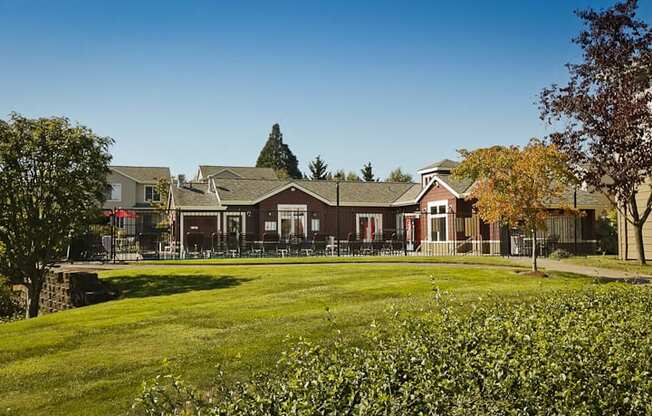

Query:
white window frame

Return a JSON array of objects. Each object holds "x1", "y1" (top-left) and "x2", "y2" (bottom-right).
[
  {"x1": 311, "y1": 218, "x2": 320, "y2": 232},
  {"x1": 355, "y1": 213, "x2": 383, "y2": 241},
  {"x1": 278, "y1": 204, "x2": 307, "y2": 238},
  {"x1": 427, "y1": 200, "x2": 448, "y2": 242},
  {"x1": 144, "y1": 184, "x2": 161, "y2": 203},
  {"x1": 264, "y1": 221, "x2": 277, "y2": 232},
  {"x1": 107, "y1": 183, "x2": 122, "y2": 202}
]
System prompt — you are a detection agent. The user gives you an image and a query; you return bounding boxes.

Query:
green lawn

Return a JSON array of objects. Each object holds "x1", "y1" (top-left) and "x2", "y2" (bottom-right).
[
  {"x1": 141, "y1": 254, "x2": 522, "y2": 267},
  {"x1": 562, "y1": 255, "x2": 652, "y2": 276},
  {"x1": 0, "y1": 264, "x2": 603, "y2": 415}
]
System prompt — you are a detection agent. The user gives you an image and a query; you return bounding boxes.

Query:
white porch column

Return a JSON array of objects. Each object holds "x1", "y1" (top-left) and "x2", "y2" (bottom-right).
[{"x1": 180, "y1": 212, "x2": 185, "y2": 259}]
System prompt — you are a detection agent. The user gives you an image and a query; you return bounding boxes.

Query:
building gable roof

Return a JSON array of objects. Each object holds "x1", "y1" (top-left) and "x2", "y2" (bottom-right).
[
  {"x1": 197, "y1": 165, "x2": 278, "y2": 180},
  {"x1": 110, "y1": 166, "x2": 171, "y2": 184}
]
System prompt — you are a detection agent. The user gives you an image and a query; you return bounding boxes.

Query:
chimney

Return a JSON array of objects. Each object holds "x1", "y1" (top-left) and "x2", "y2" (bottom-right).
[{"x1": 176, "y1": 174, "x2": 186, "y2": 188}]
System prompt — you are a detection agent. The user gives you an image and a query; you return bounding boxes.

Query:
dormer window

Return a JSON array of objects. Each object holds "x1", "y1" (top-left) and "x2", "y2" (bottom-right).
[{"x1": 145, "y1": 185, "x2": 161, "y2": 203}]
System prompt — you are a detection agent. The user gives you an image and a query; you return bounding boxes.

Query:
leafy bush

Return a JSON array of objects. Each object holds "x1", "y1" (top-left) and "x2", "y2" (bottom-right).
[
  {"x1": 0, "y1": 277, "x2": 24, "y2": 322},
  {"x1": 134, "y1": 286, "x2": 652, "y2": 415},
  {"x1": 549, "y1": 248, "x2": 573, "y2": 259}
]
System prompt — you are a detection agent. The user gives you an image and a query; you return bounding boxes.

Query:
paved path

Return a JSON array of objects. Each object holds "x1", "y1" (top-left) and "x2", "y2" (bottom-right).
[
  {"x1": 511, "y1": 258, "x2": 652, "y2": 279},
  {"x1": 57, "y1": 258, "x2": 651, "y2": 281}
]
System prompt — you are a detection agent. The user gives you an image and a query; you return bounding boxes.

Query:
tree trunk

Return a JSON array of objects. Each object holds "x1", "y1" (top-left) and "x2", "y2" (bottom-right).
[
  {"x1": 629, "y1": 195, "x2": 647, "y2": 266},
  {"x1": 633, "y1": 222, "x2": 647, "y2": 266},
  {"x1": 531, "y1": 229, "x2": 538, "y2": 272},
  {"x1": 26, "y1": 277, "x2": 43, "y2": 318}
]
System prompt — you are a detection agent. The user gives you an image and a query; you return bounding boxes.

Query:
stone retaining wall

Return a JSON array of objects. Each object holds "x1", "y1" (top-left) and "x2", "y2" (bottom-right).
[{"x1": 14, "y1": 271, "x2": 117, "y2": 314}]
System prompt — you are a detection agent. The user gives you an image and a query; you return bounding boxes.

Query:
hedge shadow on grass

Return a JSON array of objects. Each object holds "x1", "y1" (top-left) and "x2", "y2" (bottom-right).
[{"x1": 103, "y1": 274, "x2": 251, "y2": 298}]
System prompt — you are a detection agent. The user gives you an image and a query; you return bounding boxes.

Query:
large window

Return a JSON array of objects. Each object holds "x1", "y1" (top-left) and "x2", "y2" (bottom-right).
[
  {"x1": 144, "y1": 185, "x2": 161, "y2": 203},
  {"x1": 278, "y1": 205, "x2": 307, "y2": 239},
  {"x1": 356, "y1": 213, "x2": 383, "y2": 241},
  {"x1": 428, "y1": 201, "x2": 448, "y2": 242},
  {"x1": 106, "y1": 183, "x2": 122, "y2": 201}
]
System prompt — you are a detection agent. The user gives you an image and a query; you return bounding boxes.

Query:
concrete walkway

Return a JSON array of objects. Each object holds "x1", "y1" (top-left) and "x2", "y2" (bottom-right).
[
  {"x1": 57, "y1": 258, "x2": 652, "y2": 281},
  {"x1": 511, "y1": 258, "x2": 652, "y2": 279}
]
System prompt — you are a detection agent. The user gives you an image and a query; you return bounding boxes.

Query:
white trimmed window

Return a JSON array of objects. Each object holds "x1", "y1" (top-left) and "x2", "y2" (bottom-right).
[
  {"x1": 265, "y1": 221, "x2": 277, "y2": 231},
  {"x1": 356, "y1": 213, "x2": 383, "y2": 241},
  {"x1": 311, "y1": 218, "x2": 320, "y2": 232},
  {"x1": 106, "y1": 183, "x2": 122, "y2": 201},
  {"x1": 427, "y1": 200, "x2": 448, "y2": 242},
  {"x1": 144, "y1": 185, "x2": 161, "y2": 202}
]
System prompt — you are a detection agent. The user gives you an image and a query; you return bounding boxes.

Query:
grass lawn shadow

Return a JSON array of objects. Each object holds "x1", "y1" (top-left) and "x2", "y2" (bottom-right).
[{"x1": 103, "y1": 274, "x2": 252, "y2": 298}]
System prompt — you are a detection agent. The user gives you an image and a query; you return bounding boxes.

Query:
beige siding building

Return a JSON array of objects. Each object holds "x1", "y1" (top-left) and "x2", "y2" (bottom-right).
[{"x1": 618, "y1": 178, "x2": 652, "y2": 260}]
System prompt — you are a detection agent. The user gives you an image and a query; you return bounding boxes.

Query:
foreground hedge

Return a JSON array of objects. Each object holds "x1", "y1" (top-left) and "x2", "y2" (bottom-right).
[{"x1": 134, "y1": 285, "x2": 652, "y2": 415}]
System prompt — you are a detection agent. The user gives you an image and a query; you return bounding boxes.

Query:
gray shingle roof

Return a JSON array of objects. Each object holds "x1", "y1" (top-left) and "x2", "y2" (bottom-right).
[
  {"x1": 170, "y1": 182, "x2": 220, "y2": 208},
  {"x1": 432, "y1": 174, "x2": 475, "y2": 195},
  {"x1": 419, "y1": 159, "x2": 459, "y2": 172},
  {"x1": 198, "y1": 165, "x2": 278, "y2": 180},
  {"x1": 172, "y1": 178, "x2": 420, "y2": 208},
  {"x1": 110, "y1": 166, "x2": 171, "y2": 183}
]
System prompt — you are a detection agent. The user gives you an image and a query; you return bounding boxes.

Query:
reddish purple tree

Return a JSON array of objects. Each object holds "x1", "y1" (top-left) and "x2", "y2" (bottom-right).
[{"x1": 540, "y1": 0, "x2": 652, "y2": 264}]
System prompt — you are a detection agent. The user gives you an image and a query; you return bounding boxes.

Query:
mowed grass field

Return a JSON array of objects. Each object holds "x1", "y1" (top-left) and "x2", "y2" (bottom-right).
[{"x1": 0, "y1": 263, "x2": 602, "y2": 415}]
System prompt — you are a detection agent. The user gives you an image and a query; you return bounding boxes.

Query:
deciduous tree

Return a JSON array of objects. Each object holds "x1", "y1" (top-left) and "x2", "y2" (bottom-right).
[
  {"x1": 0, "y1": 113, "x2": 112, "y2": 317},
  {"x1": 387, "y1": 167, "x2": 413, "y2": 183},
  {"x1": 256, "y1": 123, "x2": 302, "y2": 179},
  {"x1": 454, "y1": 140, "x2": 572, "y2": 272},
  {"x1": 540, "y1": 0, "x2": 652, "y2": 264}
]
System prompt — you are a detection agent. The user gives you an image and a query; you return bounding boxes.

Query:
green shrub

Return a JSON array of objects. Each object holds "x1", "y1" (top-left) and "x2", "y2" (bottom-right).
[
  {"x1": 133, "y1": 286, "x2": 652, "y2": 415},
  {"x1": 0, "y1": 277, "x2": 24, "y2": 322},
  {"x1": 549, "y1": 248, "x2": 573, "y2": 259}
]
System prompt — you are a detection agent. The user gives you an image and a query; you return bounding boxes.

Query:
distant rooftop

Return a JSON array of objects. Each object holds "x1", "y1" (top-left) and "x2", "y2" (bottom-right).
[
  {"x1": 110, "y1": 166, "x2": 171, "y2": 183},
  {"x1": 418, "y1": 159, "x2": 459, "y2": 172},
  {"x1": 197, "y1": 165, "x2": 278, "y2": 180}
]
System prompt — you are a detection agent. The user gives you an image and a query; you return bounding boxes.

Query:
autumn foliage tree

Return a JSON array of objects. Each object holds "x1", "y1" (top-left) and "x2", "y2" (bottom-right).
[
  {"x1": 454, "y1": 140, "x2": 572, "y2": 272},
  {"x1": 540, "y1": 0, "x2": 652, "y2": 264}
]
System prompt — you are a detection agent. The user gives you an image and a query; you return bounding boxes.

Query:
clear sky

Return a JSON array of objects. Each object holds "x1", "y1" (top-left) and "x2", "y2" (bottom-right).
[{"x1": 1, "y1": 1, "x2": 650, "y2": 179}]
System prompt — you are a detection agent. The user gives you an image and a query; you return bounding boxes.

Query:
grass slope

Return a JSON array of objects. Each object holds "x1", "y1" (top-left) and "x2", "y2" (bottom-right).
[{"x1": 0, "y1": 264, "x2": 598, "y2": 415}]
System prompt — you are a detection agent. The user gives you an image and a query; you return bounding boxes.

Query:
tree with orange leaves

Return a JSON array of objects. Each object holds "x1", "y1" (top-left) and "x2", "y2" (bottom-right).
[{"x1": 453, "y1": 139, "x2": 573, "y2": 272}]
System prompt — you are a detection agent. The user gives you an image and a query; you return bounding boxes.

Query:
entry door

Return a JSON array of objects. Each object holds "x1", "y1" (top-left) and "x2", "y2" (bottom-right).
[{"x1": 226, "y1": 215, "x2": 242, "y2": 235}]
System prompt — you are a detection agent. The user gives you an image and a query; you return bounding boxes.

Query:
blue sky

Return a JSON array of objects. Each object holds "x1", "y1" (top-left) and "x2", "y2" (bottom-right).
[{"x1": 1, "y1": 1, "x2": 650, "y2": 179}]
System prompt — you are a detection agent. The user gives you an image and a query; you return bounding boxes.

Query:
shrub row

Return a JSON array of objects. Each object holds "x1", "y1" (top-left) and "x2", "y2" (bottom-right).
[{"x1": 134, "y1": 285, "x2": 652, "y2": 415}]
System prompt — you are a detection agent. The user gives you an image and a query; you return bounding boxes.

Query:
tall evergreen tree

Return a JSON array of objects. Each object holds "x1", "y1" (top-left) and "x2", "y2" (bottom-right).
[
  {"x1": 361, "y1": 162, "x2": 376, "y2": 182},
  {"x1": 255, "y1": 123, "x2": 302, "y2": 179},
  {"x1": 308, "y1": 155, "x2": 329, "y2": 180}
]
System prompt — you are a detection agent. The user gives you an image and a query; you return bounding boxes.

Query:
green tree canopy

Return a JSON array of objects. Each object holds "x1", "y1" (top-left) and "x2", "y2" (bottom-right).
[
  {"x1": 308, "y1": 155, "x2": 329, "y2": 180},
  {"x1": 0, "y1": 113, "x2": 112, "y2": 317},
  {"x1": 256, "y1": 124, "x2": 302, "y2": 179},
  {"x1": 387, "y1": 167, "x2": 413, "y2": 183},
  {"x1": 361, "y1": 162, "x2": 376, "y2": 182}
]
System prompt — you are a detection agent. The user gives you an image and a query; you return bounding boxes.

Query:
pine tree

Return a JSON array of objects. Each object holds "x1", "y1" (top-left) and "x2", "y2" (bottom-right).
[
  {"x1": 361, "y1": 162, "x2": 376, "y2": 182},
  {"x1": 308, "y1": 155, "x2": 329, "y2": 180},
  {"x1": 387, "y1": 167, "x2": 413, "y2": 183},
  {"x1": 256, "y1": 123, "x2": 302, "y2": 179}
]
